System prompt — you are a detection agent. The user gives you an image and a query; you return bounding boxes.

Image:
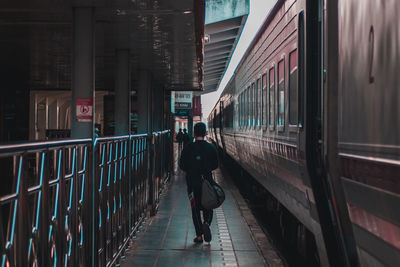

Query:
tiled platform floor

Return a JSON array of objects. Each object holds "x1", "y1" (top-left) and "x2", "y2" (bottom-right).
[{"x1": 121, "y1": 154, "x2": 284, "y2": 267}]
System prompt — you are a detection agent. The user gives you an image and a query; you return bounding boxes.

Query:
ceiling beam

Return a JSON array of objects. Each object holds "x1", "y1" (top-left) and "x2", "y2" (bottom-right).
[
  {"x1": 204, "y1": 17, "x2": 242, "y2": 35},
  {"x1": 205, "y1": 39, "x2": 235, "y2": 50},
  {"x1": 208, "y1": 28, "x2": 239, "y2": 43}
]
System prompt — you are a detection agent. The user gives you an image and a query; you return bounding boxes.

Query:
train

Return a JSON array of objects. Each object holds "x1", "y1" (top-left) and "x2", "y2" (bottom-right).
[{"x1": 207, "y1": 0, "x2": 400, "y2": 266}]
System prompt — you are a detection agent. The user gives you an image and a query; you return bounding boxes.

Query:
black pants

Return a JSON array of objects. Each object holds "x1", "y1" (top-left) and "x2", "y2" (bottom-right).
[
  {"x1": 190, "y1": 189, "x2": 213, "y2": 237},
  {"x1": 178, "y1": 142, "x2": 183, "y2": 151}
]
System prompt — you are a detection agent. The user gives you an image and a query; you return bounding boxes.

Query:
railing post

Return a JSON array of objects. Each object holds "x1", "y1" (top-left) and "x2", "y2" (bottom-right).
[
  {"x1": 16, "y1": 156, "x2": 28, "y2": 267},
  {"x1": 147, "y1": 134, "x2": 156, "y2": 216},
  {"x1": 128, "y1": 136, "x2": 132, "y2": 232},
  {"x1": 90, "y1": 142, "x2": 97, "y2": 267},
  {"x1": 71, "y1": 147, "x2": 78, "y2": 266},
  {"x1": 58, "y1": 148, "x2": 66, "y2": 266},
  {"x1": 40, "y1": 152, "x2": 50, "y2": 267}
]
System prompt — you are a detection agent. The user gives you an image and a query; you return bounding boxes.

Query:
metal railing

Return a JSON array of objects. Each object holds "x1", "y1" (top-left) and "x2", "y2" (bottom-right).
[{"x1": 0, "y1": 131, "x2": 171, "y2": 267}]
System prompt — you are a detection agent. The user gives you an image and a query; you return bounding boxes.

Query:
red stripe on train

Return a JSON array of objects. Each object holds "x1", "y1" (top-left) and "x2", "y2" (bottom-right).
[
  {"x1": 348, "y1": 204, "x2": 400, "y2": 249},
  {"x1": 340, "y1": 155, "x2": 400, "y2": 195}
]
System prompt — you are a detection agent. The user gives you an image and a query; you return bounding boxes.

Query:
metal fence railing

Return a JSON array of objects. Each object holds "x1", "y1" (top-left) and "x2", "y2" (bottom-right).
[{"x1": 0, "y1": 131, "x2": 171, "y2": 267}]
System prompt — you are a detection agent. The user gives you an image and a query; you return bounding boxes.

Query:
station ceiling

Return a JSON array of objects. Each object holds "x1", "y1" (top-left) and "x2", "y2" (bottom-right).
[{"x1": 0, "y1": 0, "x2": 204, "y2": 92}]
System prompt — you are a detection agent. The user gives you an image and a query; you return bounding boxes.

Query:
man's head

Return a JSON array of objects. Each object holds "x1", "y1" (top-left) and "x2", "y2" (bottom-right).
[
  {"x1": 183, "y1": 128, "x2": 187, "y2": 133},
  {"x1": 194, "y1": 122, "x2": 207, "y2": 137},
  {"x1": 179, "y1": 128, "x2": 182, "y2": 132}
]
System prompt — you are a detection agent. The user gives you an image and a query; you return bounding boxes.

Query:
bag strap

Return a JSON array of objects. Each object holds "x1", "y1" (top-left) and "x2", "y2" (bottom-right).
[
  {"x1": 195, "y1": 142, "x2": 207, "y2": 176},
  {"x1": 196, "y1": 141, "x2": 214, "y2": 183}
]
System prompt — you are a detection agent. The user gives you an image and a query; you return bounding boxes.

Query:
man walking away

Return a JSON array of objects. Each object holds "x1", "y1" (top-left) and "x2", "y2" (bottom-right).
[
  {"x1": 182, "y1": 128, "x2": 190, "y2": 147},
  {"x1": 176, "y1": 128, "x2": 184, "y2": 151},
  {"x1": 179, "y1": 122, "x2": 218, "y2": 243}
]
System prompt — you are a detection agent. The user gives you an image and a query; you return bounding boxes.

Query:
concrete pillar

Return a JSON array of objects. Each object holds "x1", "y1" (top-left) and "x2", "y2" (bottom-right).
[
  {"x1": 137, "y1": 70, "x2": 152, "y2": 134},
  {"x1": 152, "y1": 85, "x2": 164, "y2": 132},
  {"x1": 188, "y1": 116, "x2": 193, "y2": 137},
  {"x1": 71, "y1": 7, "x2": 95, "y2": 138},
  {"x1": 114, "y1": 49, "x2": 130, "y2": 135}
]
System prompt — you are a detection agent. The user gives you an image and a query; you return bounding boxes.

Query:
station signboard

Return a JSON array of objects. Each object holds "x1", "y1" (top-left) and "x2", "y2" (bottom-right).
[
  {"x1": 171, "y1": 91, "x2": 192, "y2": 116},
  {"x1": 175, "y1": 109, "x2": 190, "y2": 116},
  {"x1": 173, "y1": 91, "x2": 192, "y2": 109}
]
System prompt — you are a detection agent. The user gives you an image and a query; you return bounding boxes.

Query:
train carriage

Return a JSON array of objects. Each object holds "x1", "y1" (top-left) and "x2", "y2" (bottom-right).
[{"x1": 208, "y1": 0, "x2": 400, "y2": 266}]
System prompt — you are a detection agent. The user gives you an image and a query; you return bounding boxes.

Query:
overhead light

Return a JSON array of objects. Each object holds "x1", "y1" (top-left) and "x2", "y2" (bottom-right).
[
  {"x1": 115, "y1": 9, "x2": 127, "y2": 16},
  {"x1": 183, "y1": 10, "x2": 192, "y2": 14},
  {"x1": 204, "y1": 34, "x2": 210, "y2": 43}
]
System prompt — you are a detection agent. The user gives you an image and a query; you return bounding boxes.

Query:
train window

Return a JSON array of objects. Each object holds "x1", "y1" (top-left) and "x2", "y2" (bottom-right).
[
  {"x1": 240, "y1": 92, "x2": 244, "y2": 127},
  {"x1": 243, "y1": 92, "x2": 245, "y2": 128},
  {"x1": 238, "y1": 93, "x2": 241, "y2": 127},
  {"x1": 237, "y1": 95, "x2": 242, "y2": 127},
  {"x1": 255, "y1": 83, "x2": 257, "y2": 127},
  {"x1": 244, "y1": 90, "x2": 247, "y2": 127},
  {"x1": 268, "y1": 67, "x2": 275, "y2": 129},
  {"x1": 240, "y1": 92, "x2": 242, "y2": 127},
  {"x1": 257, "y1": 78, "x2": 261, "y2": 126},
  {"x1": 242, "y1": 91, "x2": 246, "y2": 127},
  {"x1": 247, "y1": 86, "x2": 250, "y2": 127},
  {"x1": 239, "y1": 93, "x2": 241, "y2": 128},
  {"x1": 249, "y1": 85, "x2": 252, "y2": 126},
  {"x1": 244, "y1": 88, "x2": 247, "y2": 127},
  {"x1": 255, "y1": 82, "x2": 258, "y2": 126},
  {"x1": 289, "y1": 49, "x2": 298, "y2": 126},
  {"x1": 277, "y1": 59, "x2": 285, "y2": 129},
  {"x1": 250, "y1": 83, "x2": 257, "y2": 126},
  {"x1": 252, "y1": 83, "x2": 256, "y2": 126},
  {"x1": 239, "y1": 93, "x2": 242, "y2": 128},
  {"x1": 262, "y1": 73, "x2": 267, "y2": 126}
]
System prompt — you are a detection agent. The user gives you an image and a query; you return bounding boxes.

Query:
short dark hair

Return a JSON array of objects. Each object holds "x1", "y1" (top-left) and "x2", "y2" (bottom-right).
[{"x1": 194, "y1": 122, "x2": 207, "y2": 137}]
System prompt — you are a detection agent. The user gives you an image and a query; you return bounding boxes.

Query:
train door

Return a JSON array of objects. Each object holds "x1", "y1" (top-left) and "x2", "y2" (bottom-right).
[
  {"x1": 219, "y1": 101, "x2": 226, "y2": 153},
  {"x1": 304, "y1": 1, "x2": 352, "y2": 266},
  {"x1": 213, "y1": 109, "x2": 219, "y2": 148},
  {"x1": 323, "y1": 0, "x2": 361, "y2": 266},
  {"x1": 334, "y1": 1, "x2": 400, "y2": 266}
]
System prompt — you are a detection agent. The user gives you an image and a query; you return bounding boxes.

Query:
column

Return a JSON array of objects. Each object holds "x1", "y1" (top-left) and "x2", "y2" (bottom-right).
[
  {"x1": 137, "y1": 70, "x2": 152, "y2": 134},
  {"x1": 188, "y1": 115, "x2": 193, "y2": 137},
  {"x1": 71, "y1": 7, "x2": 95, "y2": 138},
  {"x1": 152, "y1": 84, "x2": 164, "y2": 132},
  {"x1": 114, "y1": 49, "x2": 130, "y2": 135}
]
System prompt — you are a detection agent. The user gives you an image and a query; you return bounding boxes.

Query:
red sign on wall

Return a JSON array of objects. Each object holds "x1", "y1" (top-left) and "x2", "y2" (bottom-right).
[{"x1": 76, "y1": 98, "x2": 93, "y2": 122}]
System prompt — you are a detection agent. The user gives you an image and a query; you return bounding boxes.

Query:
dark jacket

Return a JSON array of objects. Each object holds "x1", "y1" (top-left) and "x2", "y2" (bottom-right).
[
  {"x1": 182, "y1": 133, "x2": 190, "y2": 146},
  {"x1": 179, "y1": 140, "x2": 218, "y2": 193},
  {"x1": 176, "y1": 132, "x2": 183, "y2": 143}
]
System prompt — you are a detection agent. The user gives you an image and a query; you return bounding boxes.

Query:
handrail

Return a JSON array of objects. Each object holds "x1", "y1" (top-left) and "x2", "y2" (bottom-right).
[
  {"x1": 0, "y1": 132, "x2": 157, "y2": 153},
  {"x1": 153, "y1": 130, "x2": 170, "y2": 136},
  {"x1": 0, "y1": 138, "x2": 92, "y2": 154},
  {"x1": 0, "y1": 130, "x2": 172, "y2": 267},
  {"x1": 96, "y1": 135, "x2": 130, "y2": 141}
]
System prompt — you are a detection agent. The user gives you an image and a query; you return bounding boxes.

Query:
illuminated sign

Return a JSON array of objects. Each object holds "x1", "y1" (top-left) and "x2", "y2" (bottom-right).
[{"x1": 173, "y1": 91, "x2": 192, "y2": 110}]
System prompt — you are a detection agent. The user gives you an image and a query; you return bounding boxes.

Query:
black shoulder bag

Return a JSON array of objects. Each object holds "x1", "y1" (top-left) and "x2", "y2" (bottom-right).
[
  {"x1": 201, "y1": 175, "x2": 225, "y2": 210},
  {"x1": 197, "y1": 146, "x2": 225, "y2": 210}
]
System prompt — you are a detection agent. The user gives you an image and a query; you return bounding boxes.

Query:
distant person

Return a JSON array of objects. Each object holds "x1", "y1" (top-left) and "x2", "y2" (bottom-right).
[
  {"x1": 179, "y1": 122, "x2": 218, "y2": 243},
  {"x1": 182, "y1": 128, "x2": 190, "y2": 147},
  {"x1": 176, "y1": 128, "x2": 184, "y2": 151}
]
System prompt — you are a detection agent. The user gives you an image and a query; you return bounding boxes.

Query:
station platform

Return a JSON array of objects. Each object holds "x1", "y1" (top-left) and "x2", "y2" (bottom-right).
[{"x1": 120, "y1": 154, "x2": 284, "y2": 267}]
